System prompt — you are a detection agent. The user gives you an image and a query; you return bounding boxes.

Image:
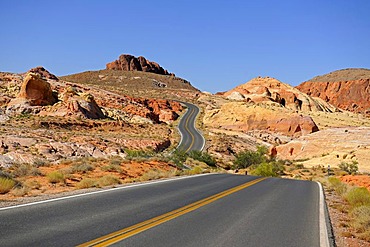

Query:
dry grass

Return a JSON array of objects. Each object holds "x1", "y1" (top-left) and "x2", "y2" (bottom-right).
[
  {"x1": 97, "y1": 175, "x2": 121, "y2": 187},
  {"x1": 0, "y1": 177, "x2": 16, "y2": 194},
  {"x1": 76, "y1": 178, "x2": 97, "y2": 189}
]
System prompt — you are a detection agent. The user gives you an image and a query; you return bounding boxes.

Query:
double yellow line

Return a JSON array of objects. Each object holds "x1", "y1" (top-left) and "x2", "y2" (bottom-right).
[{"x1": 78, "y1": 177, "x2": 266, "y2": 247}]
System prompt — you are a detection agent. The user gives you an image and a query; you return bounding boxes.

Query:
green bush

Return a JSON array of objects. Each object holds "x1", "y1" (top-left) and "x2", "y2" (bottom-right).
[
  {"x1": 188, "y1": 150, "x2": 216, "y2": 167},
  {"x1": 125, "y1": 149, "x2": 153, "y2": 160},
  {"x1": 328, "y1": 177, "x2": 347, "y2": 196},
  {"x1": 170, "y1": 149, "x2": 188, "y2": 167},
  {"x1": 47, "y1": 171, "x2": 65, "y2": 184},
  {"x1": 0, "y1": 177, "x2": 16, "y2": 194},
  {"x1": 339, "y1": 161, "x2": 359, "y2": 174},
  {"x1": 250, "y1": 162, "x2": 280, "y2": 177},
  {"x1": 345, "y1": 187, "x2": 370, "y2": 207},
  {"x1": 234, "y1": 150, "x2": 266, "y2": 169}
]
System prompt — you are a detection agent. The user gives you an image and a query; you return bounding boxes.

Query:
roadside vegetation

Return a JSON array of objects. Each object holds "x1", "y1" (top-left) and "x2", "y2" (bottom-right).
[
  {"x1": 0, "y1": 148, "x2": 219, "y2": 197},
  {"x1": 233, "y1": 146, "x2": 285, "y2": 177},
  {"x1": 327, "y1": 177, "x2": 370, "y2": 242}
]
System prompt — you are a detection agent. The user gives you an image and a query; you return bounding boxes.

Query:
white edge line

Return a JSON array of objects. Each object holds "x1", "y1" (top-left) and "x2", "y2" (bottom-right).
[
  {"x1": 0, "y1": 174, "x2": 212, "y2": 211},
  {"x1": 317, "y1": 181, "x2": 330, "y2": 247}
]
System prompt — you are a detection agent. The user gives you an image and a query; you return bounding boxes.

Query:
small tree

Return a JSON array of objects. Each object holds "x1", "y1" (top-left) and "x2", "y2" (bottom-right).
[
  {"x1": 339, "y1": 161, "x2": 359, "y2": 175},
  {"x1": 234, "y1": 148, "x2": 267, "y2": 169}
]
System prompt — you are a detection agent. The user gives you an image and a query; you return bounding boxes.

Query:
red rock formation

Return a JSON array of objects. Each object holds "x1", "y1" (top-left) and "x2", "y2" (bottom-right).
[
  {"x1": 17, "y1": 73, "x2": 56, "y2": 106},
  {"x1": 224, "y1": 77, "x2": 337, "y2": 112},
  {"x1": 27, "y1": 66, "x2": 59, "y2": 81},
  {"x1": 296, "y1": 79, "x2": 370, "y2": 114},
  {"x1": 106, "y1": 54, "x2": 174, "y2": 76}
]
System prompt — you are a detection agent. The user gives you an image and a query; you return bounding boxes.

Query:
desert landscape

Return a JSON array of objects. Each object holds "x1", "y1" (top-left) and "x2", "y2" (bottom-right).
[{"x1": 1, "y1": 54, "x2": 370, "y2": 245}]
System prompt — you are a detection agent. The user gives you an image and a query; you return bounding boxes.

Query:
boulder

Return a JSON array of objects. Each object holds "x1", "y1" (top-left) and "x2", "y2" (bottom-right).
[{"x1": 16, "y1": 73, "x2": 56, "y2": 106}]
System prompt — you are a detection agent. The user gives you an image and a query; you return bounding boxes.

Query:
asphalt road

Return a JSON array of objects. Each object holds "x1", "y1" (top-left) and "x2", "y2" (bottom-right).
[
  {"x1": 176, "y1": 101, "x2": 205, "y2": 152},
  {"x1": 0, "y1": 174, "x2": 324, "y2": 247}
]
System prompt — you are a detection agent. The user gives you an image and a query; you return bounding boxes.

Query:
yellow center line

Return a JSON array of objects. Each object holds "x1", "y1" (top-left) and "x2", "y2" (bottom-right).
[{"x1": 78, "y1": 177, "x2": 266, "y2": 247}]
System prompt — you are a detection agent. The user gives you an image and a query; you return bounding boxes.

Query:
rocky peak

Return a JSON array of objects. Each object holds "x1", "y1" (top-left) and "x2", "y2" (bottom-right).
[
  {"x1": 27, "y1": 66, "x2": 59, "y2": 81},
  {"x1": 106, "y1": 54, "x2": 174, "y2": 76}
]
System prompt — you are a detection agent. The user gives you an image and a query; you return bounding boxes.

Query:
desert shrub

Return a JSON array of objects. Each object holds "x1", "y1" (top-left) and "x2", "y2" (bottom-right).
[
  {"x1": 0, "y1": 177, "x2": 16, "y2": 194},
  {"x1": 345, "y1": 187, "x2": 370, "y2": 207},
  {"x1": 72, "y1": 163, "x2": 95, "y2": 173},
  {"x1": 125, "y1": 149, "x2": 153, "y2": 160},
  {"x1": 97, "y1": 175, "x2": 121, "y2": 187},
  {"x1": 328, "y1": 177, "x2": 348, "y2": 196},
  {"x1": 234, "y1": 149, "x2": 266, "y2": 169},
  {"x1": 11, "y1": 185, "x2": 30, "y2": 197},
  {"x1": 11, "y1": 163, "x2": 42, "y2": 177},
  {"x1": 187, "y1": 166, "x2": 203, "y2": 175},
  {"x1": 188, "y1": 150, "x2": 216, "y2": 167},
  {"x1": 76, "y1": 178, "x2": 97, "y2": 189},
  {"x1": 250, "y1": 162, "x2": 280, "y2": 177},
  {"x1": 109, "y1": 156, "x2": 124, "y2": 166},
  {"x1": 350, "y1": 205, "x2": 370, "y2": 241},
  {"x1": 170, "y1": 149, "x2": 188, "y2": 167},
  {"x1": 339, "y1": 161, "x2": 359, "y2": 175},
  {"x1": 47, "y1": 171, "x2": 65, "y2": 184},
  {"x1": 101, "y1": 164, "x2": 123, "y2": 173}
]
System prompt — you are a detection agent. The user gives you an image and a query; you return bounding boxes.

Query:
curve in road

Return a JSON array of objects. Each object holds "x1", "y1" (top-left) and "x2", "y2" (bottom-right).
[{"x1": 176, "y1": 101, "x2": 205, "y2": 152}]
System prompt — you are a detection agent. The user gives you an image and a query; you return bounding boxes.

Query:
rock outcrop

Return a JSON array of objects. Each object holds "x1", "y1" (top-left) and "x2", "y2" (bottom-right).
[
  {"x1": 224, "y1": 77, "x2": 337, "y2": 112},
  {"x1": 273, "y1": 127, "x2": 370, "y2": 172},
  {"x1": 296, "y1": 69, "x2": 370, "y2": 114},
  {"x1": 106, "y1": 54, "x2": 174, "y2": 76},
  {"x1": 203, "y1": 102, "x2": 319, "y2": 137},
  {"x1": 11, "y1": 73, "x2": 57, "y2": 106}
]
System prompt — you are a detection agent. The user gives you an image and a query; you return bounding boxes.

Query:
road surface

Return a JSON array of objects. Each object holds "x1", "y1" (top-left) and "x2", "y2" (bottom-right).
[
  {"x1": 176, "y1": 101, "x2": 205, "y2": 152},
  {"x1": 0, "y1": 174, "x2": 327, "y2": 247}
]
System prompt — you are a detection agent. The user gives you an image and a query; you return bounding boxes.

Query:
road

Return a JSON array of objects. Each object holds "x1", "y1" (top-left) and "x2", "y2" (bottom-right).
[
  {"x1": 176, "y1": 101, "x2": 205, "y2": 152},
  {"x1": 0, "y1": 174, "x2": 326, "y2": 247}
]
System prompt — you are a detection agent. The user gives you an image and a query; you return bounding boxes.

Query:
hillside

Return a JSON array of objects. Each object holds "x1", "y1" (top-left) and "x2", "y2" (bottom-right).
[
  {"x1": 297, "y1": 68, "x2": 370, "y2": 114},
  {"x1": 61, "y1": 69, "x2": 199, "y2": 101}
]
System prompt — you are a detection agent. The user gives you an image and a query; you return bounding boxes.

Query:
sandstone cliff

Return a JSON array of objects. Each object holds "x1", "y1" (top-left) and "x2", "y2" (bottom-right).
[
  {"x1": 106, "y1": 54, "x2": 174, "y2": 76},
  {"x1": 296, "y1": 69, "x2": 370, "y2": 115}
]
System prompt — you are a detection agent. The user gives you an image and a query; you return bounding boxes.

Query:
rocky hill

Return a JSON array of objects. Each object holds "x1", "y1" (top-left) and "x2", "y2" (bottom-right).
[
  {"x1": 0, "y1": 67, "x2": 184, "y2": 167},
  {"x1": 296, "y1": 68, "x2": 370, "y2": 115},
  {"x1": 106, "y1": 54, "x2": 174, "y2": 76}
]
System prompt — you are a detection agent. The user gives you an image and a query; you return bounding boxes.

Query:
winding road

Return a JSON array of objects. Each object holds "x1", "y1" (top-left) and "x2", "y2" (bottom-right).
[
  {"x1": 176, "y1": 101, "x2": 205, "y2": 152},
  {"x1": 0, "y1": 102, "x2": 334, "y2": 247}
]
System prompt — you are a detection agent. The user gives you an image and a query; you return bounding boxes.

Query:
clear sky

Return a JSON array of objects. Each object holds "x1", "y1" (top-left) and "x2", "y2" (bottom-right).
[{"x1": 1, "y1": 0, "x2": 370, "y2": 93}]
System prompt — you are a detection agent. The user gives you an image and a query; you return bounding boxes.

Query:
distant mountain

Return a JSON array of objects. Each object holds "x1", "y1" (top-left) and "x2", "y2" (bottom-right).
[{"x1": 296, "y1": 68, "x2": 370, "y2": 114}]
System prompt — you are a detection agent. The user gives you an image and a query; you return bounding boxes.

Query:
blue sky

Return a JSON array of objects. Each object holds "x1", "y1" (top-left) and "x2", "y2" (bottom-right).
[{"x1": 1, "y1": 0, "x2": 369, "y2": 93}]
